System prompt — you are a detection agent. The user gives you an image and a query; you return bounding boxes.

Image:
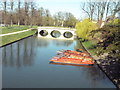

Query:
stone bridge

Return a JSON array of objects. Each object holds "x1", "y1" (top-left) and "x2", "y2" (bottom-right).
[{"x1": 37, "y1": 27, "x2": 76, "y2": 40}]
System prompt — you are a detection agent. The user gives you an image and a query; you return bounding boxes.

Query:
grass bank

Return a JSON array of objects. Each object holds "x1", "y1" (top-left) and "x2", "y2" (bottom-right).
[
  {"x1": 0, "y1": 25, "x2": 38, "y2": 34},
  {"x1": 81, "y1": 40, "x2": 96, "y2": 55},
  {"x1": 0, "y1": 30, "x2": 36, "y2": 47}
]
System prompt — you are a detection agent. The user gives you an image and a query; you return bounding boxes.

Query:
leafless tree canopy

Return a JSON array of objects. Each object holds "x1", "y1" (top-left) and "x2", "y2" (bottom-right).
[
  {"x1": 0, "y1": 0, "x2": 78, "y2": 27},
  {"x1": 81, "y1": 1, "x2": 120, "y2": 21}
]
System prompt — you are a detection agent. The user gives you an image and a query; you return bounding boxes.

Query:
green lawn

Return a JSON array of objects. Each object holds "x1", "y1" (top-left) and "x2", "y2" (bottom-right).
[
  {"x1": 0, "y1": 25, "x2": 38, "y2": 34},
  {"x1": 82, "y1": 40, "x2": 96, "y2": 55},
  {"x1": 0, "y1": 30, "x2": 36, "y2": 46}
]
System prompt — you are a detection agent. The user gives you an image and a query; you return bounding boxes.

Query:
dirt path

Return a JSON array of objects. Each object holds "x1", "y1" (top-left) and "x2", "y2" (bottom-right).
[{"x1": 0, "y1": 28, "x2": 32, "y2": 37}]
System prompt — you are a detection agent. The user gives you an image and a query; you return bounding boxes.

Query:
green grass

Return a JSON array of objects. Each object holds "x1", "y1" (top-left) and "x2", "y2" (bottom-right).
[
  {"x1": 0, "y1": 30, "x2": 35, "y2": 46},
  {"x1": 31, "y1": 26, "x2": 38, "y2": 29},
  {"x1": 82, "y1": 40, "x2": 96, "y2": 55},
  {"x1": 0, "y1": 25, "x2": 38, "y2": 34}
]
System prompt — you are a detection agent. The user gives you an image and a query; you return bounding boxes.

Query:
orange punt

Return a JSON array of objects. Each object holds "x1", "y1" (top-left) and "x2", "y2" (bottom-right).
[
  {"x1": 58, "y1": 50, "x2": 89, "y2": 57},
  {"x1": 50, "y1": 57, "x2": 94, "y2": 65},
  {"x1": 63, "y1": 52, "x2": 89, "y2": 57}
]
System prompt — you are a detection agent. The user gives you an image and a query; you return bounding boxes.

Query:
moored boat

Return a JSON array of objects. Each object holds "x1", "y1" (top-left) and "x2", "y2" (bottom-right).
[
  {"x1": 57, "y1": 49, "x2": 89, "y2": 57},
  {"x1": 50, "y1": 57, "x2": 94, "y2": 65},
  {"x1": 51, "y1": 49, "x2": 94, "y2": 65}
]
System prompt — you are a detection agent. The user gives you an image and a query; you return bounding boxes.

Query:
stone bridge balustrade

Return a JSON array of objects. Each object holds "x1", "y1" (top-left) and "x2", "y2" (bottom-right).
[{"x1": 37, "y1": 27, "x2": 76, "y2": 40}]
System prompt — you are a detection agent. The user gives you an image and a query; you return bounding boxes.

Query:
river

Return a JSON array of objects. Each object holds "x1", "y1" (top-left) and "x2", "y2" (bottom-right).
[{"x1": 1, "y1": 36, "x2": 116, "y2": 88}]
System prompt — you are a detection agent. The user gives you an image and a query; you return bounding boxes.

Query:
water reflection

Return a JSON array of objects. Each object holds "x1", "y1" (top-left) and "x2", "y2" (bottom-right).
[
  {"x1": 49, "y1": 62, "x2": 94, "y2": 68},
  {"x1": 52, "y1": 39, "x2": 73, "y2": 46},
  {"x1": 49, "y1": 62, "x2": 109, "y2": 88},
  {"x1": 36, "y1": 37, "x2": 73, "y2": 47},
  {"x1": 36, "y1": 37, "x2": 50, "y2": 47},
  {"x1": 81, "y1": 65, "x2": 108, "y2": 87},
  {"x1": 2, "y1": 37, "x2": 74, "y2": 68},
  {"x1": 2, "y1": 37, "x2": 36, "y2": 68},
  {"x1": 74, "y1": 39, "x2": 85, "y2": 50}
]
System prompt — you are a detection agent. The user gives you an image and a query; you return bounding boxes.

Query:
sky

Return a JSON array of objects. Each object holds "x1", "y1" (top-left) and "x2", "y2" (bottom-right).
[
  {"x1": 35, "y1": 0, "x2": 88, "y2": 20},
  {"x1": 34, "y1": 0, "x2": 119, "y2": 20}
]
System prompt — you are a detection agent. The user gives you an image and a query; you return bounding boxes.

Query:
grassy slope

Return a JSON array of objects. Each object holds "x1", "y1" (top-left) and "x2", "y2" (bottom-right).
[
  {"x1": 0, "y1": 30, "x2": 35, "y2": 46},
  {"x1": 82, "y1": 40, "x2": 96, "y2": 55},
  {"x1": 0, "y1": 25, "x2": 38, "y2": 34}
]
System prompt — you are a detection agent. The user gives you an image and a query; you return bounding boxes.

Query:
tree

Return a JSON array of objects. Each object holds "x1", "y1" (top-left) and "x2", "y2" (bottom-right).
[
  {"x1": 81, "y1": 1, "x2": 120, "y2": 22},
  {"x1": 0, "y1": 1, "x2": 78, "y2": 27},
  {"x1": 53, "y1": 12, "x2": 77, "y2": 27},
  {"x1": 17, "y1": 0, "x2": 21, "y2": 26},
  {"x1": 3, "y1": 0, "x2": 7, "y2": 25},
  {"x1": 38, "y1": 7, "x2": 45, "y2": 26},
  {"x1": 64, "y1": 12, "x2": 77, "y2": 27},
  {"x1": 91, "y1": 19, "x2": 120, "y2": 60},
  {"x1": 30, "y1": 0, "x2": 36, "y2": 27},
  {"x1": 44, "y1": 9, "x2": 51, "y2": 26},
  {"x1": 112, "y1": 2, "x2": 120, "y2": 18},
  {"x1": 10, "y1": 0, "x2": 14, "y2": 26},
  {"x1": 24, "y1": 0, "x2": 30, "y2": 26},
  {"x1": 53, "y1": 12, "x2": 65, "y2": 26},
  {"x1": 76, "y1": 18, "x2": 97, "y2": 40},
  {"x1": 81, "y1": 2, "x2": 96, "y2": 21}
]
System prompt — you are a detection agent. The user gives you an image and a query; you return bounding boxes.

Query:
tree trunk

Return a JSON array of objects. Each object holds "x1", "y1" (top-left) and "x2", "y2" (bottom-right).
[
  {"x1": 10, "y1": 0, "x2": 14, "y2": 26},
  {"x1": 3, "y1": 1, "x2": 7, "y2": 26},
  {"x1": 18, "y1": 0, "x2": 21, "y2": 26}
]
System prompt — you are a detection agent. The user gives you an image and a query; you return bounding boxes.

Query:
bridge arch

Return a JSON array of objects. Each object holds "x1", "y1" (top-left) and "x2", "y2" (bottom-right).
[
  {"x1": 51, "y1": 30, "x2": 61, "y2": 38},
  {"x1": 39, "y1": 30, "x2": 48, "y2": 36},
  {"x1": 63, "y1": 31, "x2": 73, "y2": 38}
]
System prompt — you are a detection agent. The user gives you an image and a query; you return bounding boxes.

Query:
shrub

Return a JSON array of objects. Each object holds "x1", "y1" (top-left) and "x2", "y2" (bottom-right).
[{"x1": 107, "y1": 18, "x2": 120, "y2": 26}]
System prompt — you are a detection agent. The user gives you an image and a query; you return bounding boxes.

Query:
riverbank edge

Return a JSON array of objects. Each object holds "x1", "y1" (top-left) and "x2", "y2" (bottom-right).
[
  {"x1": 0, "y1": 34, "x2": 35, "y2": 48},
  {"x1": 80, "y1": 40, "x2": 118, "y2": 88}
]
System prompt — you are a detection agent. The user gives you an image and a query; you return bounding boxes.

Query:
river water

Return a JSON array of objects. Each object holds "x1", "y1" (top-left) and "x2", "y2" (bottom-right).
[{"x1": 1, "y1": 36, "x2": 116, "y2": 88}]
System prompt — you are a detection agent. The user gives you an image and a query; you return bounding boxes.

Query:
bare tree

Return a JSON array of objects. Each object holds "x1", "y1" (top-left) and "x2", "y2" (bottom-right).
[
  {"x1": 81, "y1": 2, "x2": 96, "y2": 21},
  {"x1": 44, "y1": 9, "x2": 51, "y2": 26},
  {"x1": 24, "y1": 0, "x2": 30, "y2": 26},
  {"x1": 0, "y1": 1, "x2": 3, "y2": 25},
  {"x1": 53, "y1": 12, "x2": 65, "y2": 26},
  {"x1": 17, "y1": 0, "x2": 21, "y2": 26},
  {"x1": 3, "y1": 0, "x2": 7, "y2": 25},
  {"x1": 81, "y1": 1, "x2": 120, "y2": 22},
  {"x1": 112, "y1": 2, "x2": 120, "y2": 18},
  {"x1": 10, "y1": 0, "x2": 14, "y2": 26},
  {"x1": 100, "y1": 2, "x2": 107, "y2": 21},
  {"x1": 105, "y1": 2, "x2": 110, "y2": 19},
  {"x1": 81, "y1": 3, "x2": 91, "y2": 19},
  {"x1": 39, "y1": 7, "x2": 45, "y2": 26},
  {"x1": 30, "y1": 0, "x2": 35, "y2": 27}
]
